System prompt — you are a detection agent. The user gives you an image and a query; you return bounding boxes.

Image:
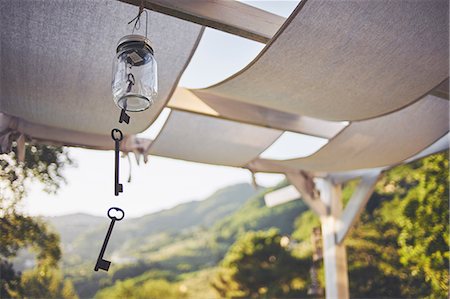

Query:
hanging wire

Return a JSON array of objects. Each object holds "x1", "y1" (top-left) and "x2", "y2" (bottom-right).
[{"x1": 128, "y1": 0, "x2": 148, "y2": 38}]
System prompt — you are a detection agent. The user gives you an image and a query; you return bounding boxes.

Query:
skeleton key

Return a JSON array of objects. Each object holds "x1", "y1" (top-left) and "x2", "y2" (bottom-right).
[
  {"x1": 119, "y1": 108, "x2": 130, "y2": 124},
  {"x1": 94, "y1": 207, "x2": 125, "y2": 272},
  {"x1": 111, "y1": 129, "x2": 123, "y2": 196}
]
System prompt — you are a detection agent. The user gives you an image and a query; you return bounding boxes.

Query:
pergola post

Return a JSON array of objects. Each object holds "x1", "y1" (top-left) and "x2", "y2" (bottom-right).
[
  {"x1": 317, "y1": 179, "x2": 349, "y2": 299},
  {"x1": 285, "y1": 171, "x2": 382, "y2": 299}
]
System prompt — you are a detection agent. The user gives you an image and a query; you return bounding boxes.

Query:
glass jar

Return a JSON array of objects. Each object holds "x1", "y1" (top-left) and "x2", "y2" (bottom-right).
[{"x1": 112, "y1": 35, "x2": 157, "y2": 112}]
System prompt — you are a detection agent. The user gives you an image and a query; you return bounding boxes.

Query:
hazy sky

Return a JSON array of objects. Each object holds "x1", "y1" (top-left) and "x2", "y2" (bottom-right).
[{"x1": 21, "y1": 1, "x2": 301, "y2": 218}]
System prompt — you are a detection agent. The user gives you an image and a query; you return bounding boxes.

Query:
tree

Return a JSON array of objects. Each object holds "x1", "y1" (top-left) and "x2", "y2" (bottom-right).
[
  {"x1": 379, "y1": 152, "x2": 449, "y2": 297},
  {"x1": 20, "y1": 266, "x2": 78, "y2": 299},
  {"x1": 0, "y1": 142, "x2": 76, "y2": 298},
  {"x1": 95, "y1": 278, "x2": 185, "y2": 299},
  {"x1": 290, "y1": 152, "x2": 449, "y2": 298},
  {"x1": 212, "y1": 229, "x2": 311, "y2": 298}
]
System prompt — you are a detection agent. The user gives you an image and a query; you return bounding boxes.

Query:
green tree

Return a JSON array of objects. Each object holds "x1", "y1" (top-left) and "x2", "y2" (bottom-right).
[
  {"x1": 379, "y1": 152, "x2": 449, "y2": 297},
  {"x1": 291, "y1": 152, "x2": 449, "y2": 298},
  {"x1": 212, "y1": 229, "x2": 311, "y2": 298},
  {"x1": 0, "y1": 142, "x2": 76, "y2": 298},
  {"x1": 95, "y1": 278, "x2": 185, "y2": 299},
  {"x1": 20, "y1": 266, "x2": 77, "y2": 299}
]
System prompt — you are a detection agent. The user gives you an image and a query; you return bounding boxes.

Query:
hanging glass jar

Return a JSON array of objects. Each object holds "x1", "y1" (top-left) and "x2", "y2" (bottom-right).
[{"x1": 112, "y1": 35, "x2": 157, "y2": 112}]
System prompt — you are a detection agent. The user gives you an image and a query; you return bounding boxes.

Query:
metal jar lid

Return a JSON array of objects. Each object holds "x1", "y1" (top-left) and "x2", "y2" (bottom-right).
[{"x1": 116, "y1": 34, "x2": 153, "y2": 54}]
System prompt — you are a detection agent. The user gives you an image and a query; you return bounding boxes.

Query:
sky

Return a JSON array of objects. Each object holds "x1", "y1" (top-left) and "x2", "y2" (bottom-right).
[{"x1": 21, "y1": 1, "x2": 302, "y2": 218}]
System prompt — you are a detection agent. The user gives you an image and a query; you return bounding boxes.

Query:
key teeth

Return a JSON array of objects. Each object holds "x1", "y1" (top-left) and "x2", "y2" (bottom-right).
[
  {"x1": 94, "y1": 259, "x2": 111, "y2": 272},
  {"x1": 115, "y1": 184, "x2": 123, "y2": 196},
  {"x1": 119, "y1": 109, "x2": 130, "y2": 124}
]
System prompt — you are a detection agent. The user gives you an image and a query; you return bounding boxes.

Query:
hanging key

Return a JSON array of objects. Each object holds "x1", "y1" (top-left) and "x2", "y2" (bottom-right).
[
  {"x1": 111, "y1": 128, "x2": 123, "y2": 196},
  {"x1": 119, "y1": 108, "x2": 130, "y2": 124},
  {"x1": 94, "y1": 207, "x2": 125, "y2": 272}
]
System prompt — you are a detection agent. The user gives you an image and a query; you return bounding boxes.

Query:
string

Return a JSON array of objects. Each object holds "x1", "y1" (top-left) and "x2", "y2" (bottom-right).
[
  {"x1": 126, "y1": 154, "x2": 132, "y2": 183},
  {"x1": 128, "y1": 0, "x2": 149, "y2": 38}
]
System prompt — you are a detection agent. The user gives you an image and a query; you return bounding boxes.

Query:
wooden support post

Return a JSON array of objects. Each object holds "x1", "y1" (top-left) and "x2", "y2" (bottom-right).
[
  {"x1": 336, "y1": 172, "x2": 382, "y2": 244},
  {"x1": 317, "y1": 179, "x2": 349, "y2": 299},
  {"x1": 285, "y1": 171, "x2": 382, "y2": 299}
]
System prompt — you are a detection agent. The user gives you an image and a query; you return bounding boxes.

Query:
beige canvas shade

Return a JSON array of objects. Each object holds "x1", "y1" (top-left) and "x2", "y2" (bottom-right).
[
  {"x1": 168, "y1": 88, "x2": 348, "y2": 139},
  {"x1": 0, "y1": 112, "x2": 151, "y2": 151},
  {"x1": 247, "y1": 96, "x2": 449, "y2": 173},
  {"x1": 0, "y1": 0, "x2": 203, "y2": 136},
  {"x1": 199, "y1": 0, "x2": 448, "y2": 121},
  {"x1": 149, "y1": 110, "x2": 283, "y2": 167},
  {"x1": 327, "y1": 133, "x2": 449, "y2": 184}
]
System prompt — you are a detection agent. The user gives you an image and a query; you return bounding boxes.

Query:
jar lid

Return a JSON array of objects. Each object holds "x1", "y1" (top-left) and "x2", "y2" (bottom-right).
[{"x1": 116, "y1": 34, "x2": 153, "y2": 54}]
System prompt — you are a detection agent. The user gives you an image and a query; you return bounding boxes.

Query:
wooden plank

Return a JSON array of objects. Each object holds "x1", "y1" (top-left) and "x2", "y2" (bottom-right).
[
  {"x1": 264, "y1": 185, "x2": 300, "y2": 207},
  {"x1": 168, "y1": 88, "x2": 347, "y2": 139},
  {"x1": 336, "y1": 172, "x2": 381, "y2": 244},
  {"x1": 430, "y1": 78, "x2": 449, "y2": 100},
  {"x1": 286, "y1": 171, "x2": 327, "y2": 216},
  {"x1": 118, "y1": 0, "x2": 286, "y2": 43}
]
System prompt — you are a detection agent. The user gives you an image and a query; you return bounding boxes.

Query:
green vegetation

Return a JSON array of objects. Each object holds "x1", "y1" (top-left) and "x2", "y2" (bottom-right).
[
  {"x1": 2, "y1": 143, "x2": 447, "y2": 298},
  {"x1": 290, "y1": 152, "x2": 449, "y2": 298},
  {"x1": 0, "y1": 143, "x2": 77, "y2": 298},
  {"x1": 212, "y1": 229, "x2": 311, "y2": 298}
]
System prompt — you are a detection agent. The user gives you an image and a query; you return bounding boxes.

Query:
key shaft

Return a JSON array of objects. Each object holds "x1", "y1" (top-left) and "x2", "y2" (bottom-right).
[
  {"x1": 94, "y1": 207, "x2": 125, "y2": 272},
  {"x1": 111, "y1": 129, "x2": 123, "y2": 196}
]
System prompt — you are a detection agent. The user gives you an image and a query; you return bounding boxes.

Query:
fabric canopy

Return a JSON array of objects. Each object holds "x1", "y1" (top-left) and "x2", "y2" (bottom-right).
[
  {"x1": 0, "y1": 113, "x2": 151, "y2": 154},
  {"x1": 149, "y1": 110, "x2": 282, "y2": 167},
  {"x1": 0, "y1": 0, "x2": 203, "y2": 136},
  {"x1": 0, "y1": 0, "x2": 448, "y2": 179},
  {"x1": 196, "y1": 0, "x2": 448, "y2": 121},
  {"x1": 247, "y1": 96, "x2": 449, "y2": 173}
]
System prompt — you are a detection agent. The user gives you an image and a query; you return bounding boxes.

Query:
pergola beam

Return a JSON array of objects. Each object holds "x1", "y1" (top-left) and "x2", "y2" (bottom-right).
[
  {"x1": 264, "y1": 185, "x2": 300, "y2": 207},
  {"x1": 336, "y1": 172, "x2": 382, "y2": 244},
  {"x1": 118, "y1": 0, "x2": 286, "y2": 43},
  {"x1": 286, "y1": 171, "x2": 327, "y2": 216}
]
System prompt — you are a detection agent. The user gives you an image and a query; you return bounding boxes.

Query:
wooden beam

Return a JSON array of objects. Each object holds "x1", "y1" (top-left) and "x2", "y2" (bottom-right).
[
  {"x1": 336, "y1": 172, "x2": 382, "y2": 244},
  {"x1": 264, "y1": 185, "x2": 300, "y2": 207},
  {"x1": 118, "y1": 0, "x2": 286, "y2": 43},
  {"x1": 430, "y1": 78, "x2": 449, "y2": 100},
  {"x1": 286, "y1": 171, "x2": 327, "y2": 216}
]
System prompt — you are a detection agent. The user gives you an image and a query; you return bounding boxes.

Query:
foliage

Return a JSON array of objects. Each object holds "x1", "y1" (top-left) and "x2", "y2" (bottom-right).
[
  {"x1": 95, "y1": 278, "x2": 185, "y2": 299},
  {"x1": 19, "y1": 266, "x2": 77, "y2": 299},
  {"x1": 291, "y1": 151, "x2": 449, "y2": 298},
  {"x1": 45, "y1": 182, "x2": 307, "y2": 298},
  {"x1": 17, "y1": 151, "x2": 447, "y2": 299},
  {"x1": 0, "y1": 143, "x2": 73, "y2": 211},
  {"x1": 211, "y1": 181, "x2": 308, "y2": 259},
  {"x1": 379, "y1": 152, "x2": 449, "y2": 297},
  {"x1": 212, "y1": 229, "x2": 311, "y2": 298},
  {"x1": 0, "y1": 259, "x2": 21, "y2": 297},
  {"x1": 1, "y1": 213, "x2": 60, "y2": 266},
  {"x1": 0, "y1": 143, "x2": 75, "y2": 298}
]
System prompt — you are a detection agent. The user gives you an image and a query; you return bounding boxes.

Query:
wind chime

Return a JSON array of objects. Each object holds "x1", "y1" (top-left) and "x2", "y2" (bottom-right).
[{"x1": 95, "y1": 4, "x2": 158, "y2": 272}]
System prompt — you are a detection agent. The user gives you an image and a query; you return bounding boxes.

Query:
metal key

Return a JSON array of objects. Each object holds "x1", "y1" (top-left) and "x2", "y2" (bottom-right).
[
  {"x1": 119, "y1": 108, "x2": 130, "y2": 124},
  {"x1": 111, "y1": 129, "x2": 123, "y2": 196},
  {"x1": 94, "y1": 207, "x2": 125, "y2": 272}
]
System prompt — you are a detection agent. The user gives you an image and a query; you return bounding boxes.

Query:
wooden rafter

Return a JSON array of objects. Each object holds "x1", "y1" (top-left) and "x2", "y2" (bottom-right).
[{"x1": 118, "y1": 0, "x2": 286, "y2": 43}]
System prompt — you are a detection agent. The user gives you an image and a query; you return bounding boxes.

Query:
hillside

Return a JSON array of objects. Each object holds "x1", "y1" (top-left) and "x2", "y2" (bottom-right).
[
  {"x1": 46, "y1": 183, "x2": 255, "y2": 266},
  {"x1": 42, "y1": 181, "x2": 310, "y2": 297}
]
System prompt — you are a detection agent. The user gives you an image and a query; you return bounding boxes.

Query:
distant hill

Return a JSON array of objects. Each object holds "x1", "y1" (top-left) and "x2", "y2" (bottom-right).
[
  {"x1": 45, "y1": 213, "x2": 104, "y2": 245},
  {"x1": 37, "y1": 181, "x2": 310, "y2": 298},
  {"x1": 45, "y1": 183, "x2": 256, "y2": 267}
]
